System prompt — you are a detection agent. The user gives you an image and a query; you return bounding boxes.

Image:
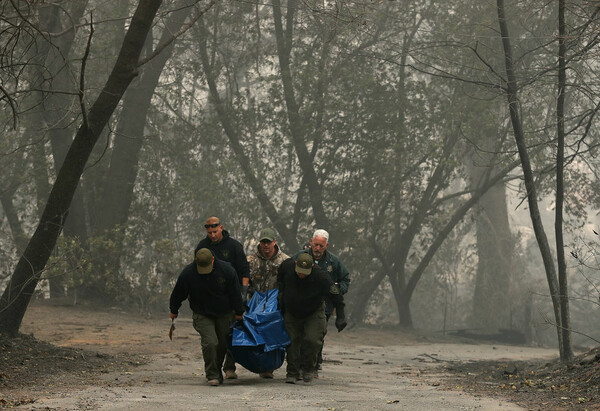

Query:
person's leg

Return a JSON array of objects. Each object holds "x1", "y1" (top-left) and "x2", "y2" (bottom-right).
[
  {"x1": 222, "y1": 314, "x2": 237, "y2": 378},
  {"x1": 214, "y1": 313, "x2": 233, "y2": 381},
  {"x1": 316, "y1": 313, "x2": 332, "y2": 371},
  {"x1": 302, "y1": 307, "x2": 327, "y2": 382},
  {"x1": 192, "y1": 313, "x2": 221, "y2": 383},
  {"x1": 283, "y1": 312, "x2": 304, "y2": 382},
  {"x1": 223, "y1": 351, "x2": 237, "y2": 378}
]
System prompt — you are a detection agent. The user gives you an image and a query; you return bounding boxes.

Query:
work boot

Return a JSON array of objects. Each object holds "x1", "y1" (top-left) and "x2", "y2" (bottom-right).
[
  {"x1": 303, "y1": 371, "x2": 314, "y2": 383},
  {"x1": 285, "y1": 376, "x2": 296, "y2": 384},
  {"x1": 225, "y1": 370, "x2": 238, "y2": 379},
  {"x1": 207, "y1": 379, "x2": 220, "y2": 386},
  {"x1": 259, "y1": 371, "x2": 274, "y2": 379}
]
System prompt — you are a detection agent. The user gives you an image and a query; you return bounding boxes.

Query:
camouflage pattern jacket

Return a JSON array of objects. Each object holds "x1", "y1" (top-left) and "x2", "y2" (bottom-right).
[{"x1": 247, "y1": 245, "x2": 289, "y2": 293}]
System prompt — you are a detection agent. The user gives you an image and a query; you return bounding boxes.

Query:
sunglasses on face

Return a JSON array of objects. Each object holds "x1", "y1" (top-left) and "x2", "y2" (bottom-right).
[{"x1": 204, "y1": 223, "x2": 220, "y2": 228}]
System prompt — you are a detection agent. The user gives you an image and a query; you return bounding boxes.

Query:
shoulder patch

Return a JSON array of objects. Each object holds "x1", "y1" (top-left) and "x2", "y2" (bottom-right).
[{"x1": 329, "y1": 283, "x2": 340, "y2": 294}]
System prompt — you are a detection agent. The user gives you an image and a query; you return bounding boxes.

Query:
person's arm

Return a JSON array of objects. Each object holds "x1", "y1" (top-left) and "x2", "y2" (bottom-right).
[
  {"x1": 237, "y1": 243, "x2": 250, "y2": 282},
  {"x1": 322, "y1": 272, "x2": 347, "y2": 332},
  {"x1": 276, "y1": 261, "x2": 287, "y2": 311},
  {"x1": 335, "y1": 258, "x2": 350, "y2": 295},
  {"x1": 246, "y1": 255, "x2": 256, "y2": 297},
  {"x1": 169, "y1": 273, "x2": 188, "y2": 317},
  {"x1": 226, "y1": 264, "x2": 245, "y2": 318}
]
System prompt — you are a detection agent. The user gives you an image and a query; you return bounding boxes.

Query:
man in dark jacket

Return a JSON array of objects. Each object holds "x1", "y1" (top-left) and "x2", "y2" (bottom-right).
[
  {"x1": 294, "y1": 229, "x2": 350, "y2": 373},
  {"x1": 277, "y1": 254, "x2": 347, "y2": 384},
  {"x1": 194, "y1": 216, "x2": 249, "y2": 379},
  {"x1": 169, "y1": 248, "x2": 244, "y2": 386}
]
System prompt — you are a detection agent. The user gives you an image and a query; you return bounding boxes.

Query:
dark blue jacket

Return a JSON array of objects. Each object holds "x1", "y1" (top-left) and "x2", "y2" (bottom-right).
[
  {"x1": 294, "y1": 249, "x2": 350, "y2": 315},
  {"x1": 195, "y1": 229, "x2": 249, "y2": 284},
  {"x1": 170, "y1": 258, "x2": 244, "y2": 318},
  {"x1": 277, "y1": 257, "x2": 344, "y2": 319}
]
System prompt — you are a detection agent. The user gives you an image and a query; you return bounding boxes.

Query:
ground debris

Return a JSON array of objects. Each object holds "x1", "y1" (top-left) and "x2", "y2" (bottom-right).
[
  {"x1": 428, "y1": 346, "x2": 600, "y2": 410},
  {"x1": 0, "y1": 332, "x2": 137, "y2": 405}
]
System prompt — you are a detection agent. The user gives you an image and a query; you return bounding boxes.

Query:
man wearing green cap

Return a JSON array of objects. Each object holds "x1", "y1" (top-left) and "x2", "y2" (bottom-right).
[
  {"x1": 169, "y1": 248, "x2": 244, "y2": 386},
  {"x1": 194, "y1": 216, "x2": 249, "y2": 379},
  {"x1": 294, "y1": 229, "x2": 350, "y2": 375},
  {"x1": 248, "y1": 228, "x2": 289, "y2": 295},
  {"x1": 277, "y1": 253, "x2": 347, "y2": 384},
  {"x1": 246, "y1": 227, "x2": 289, "y2": 378}
]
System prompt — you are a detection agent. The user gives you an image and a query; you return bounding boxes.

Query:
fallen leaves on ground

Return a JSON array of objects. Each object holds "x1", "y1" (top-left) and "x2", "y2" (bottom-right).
[{"x1": 428, "y1": 346, "x2": 600, "y2": 410}]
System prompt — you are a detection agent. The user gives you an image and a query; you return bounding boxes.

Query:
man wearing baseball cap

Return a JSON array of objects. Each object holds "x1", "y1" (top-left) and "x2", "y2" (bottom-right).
[
  {"x1": 276, "y1": 253, "x2": 347, "y2": 384},
  {"x1": 169, "y1": 248, "x2": 244, "y2": 386},
  {"x1": 194, "y1": 216, "x2": 249, "y2": 379},
  {"x1": 246, "y1": 227, "x2": 289, "y2": 378}
]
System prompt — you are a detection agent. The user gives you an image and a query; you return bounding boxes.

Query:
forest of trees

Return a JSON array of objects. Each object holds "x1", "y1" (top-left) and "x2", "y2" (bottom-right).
[{"x1": 1, "y1": 0, "x2": 599, "y2": 361}]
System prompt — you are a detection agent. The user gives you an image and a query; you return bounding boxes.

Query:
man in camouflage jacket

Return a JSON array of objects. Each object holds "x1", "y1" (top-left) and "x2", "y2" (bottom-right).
[
  {"x1": 246, "y1": 227, "x2": 289, "y2": 378},
  {"x1": 247, "y1": 228, "x2": 289, "y2": 294}
]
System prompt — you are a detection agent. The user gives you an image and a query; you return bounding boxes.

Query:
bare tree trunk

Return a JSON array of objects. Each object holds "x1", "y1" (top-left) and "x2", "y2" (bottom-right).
[
  {"x1": 0, "y1": 191, "x2": 28, "y2": 253},
  {"x1": 349, "y1": 268, "x2": 387, "y2": 323},
  {"x1": 272, "y1": 0, "x2": 330, "y2": 230},
  {"x1": 555, "y1": 0, "x2": 573, "y2": 362},
  {"x1": 0, "y1": 0, "x2": 163, "y2": 337},
  {"x1": 471, "y1": 183, "x2": 513, "y2": 330},
  {"x1": 39, "y1": 2, "x2": 89, "y2": 299},
  {"x1": 468, "y1": 126, "x2": 515, "y2": 331},
  {"x1": 197, "y1": 18, "x2": 300, "y2": 251},
  {"x1": 82, "y1": 3, "x2": 195, "y2": 300},
  {"x1": 496, "y1": 0, "x2": 566, "y2": 360}
]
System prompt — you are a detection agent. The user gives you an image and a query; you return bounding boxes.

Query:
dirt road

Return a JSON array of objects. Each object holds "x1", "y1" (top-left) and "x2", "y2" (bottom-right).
[{"x1": 13, "y1": 303, "x2": 558, "y2": 410}]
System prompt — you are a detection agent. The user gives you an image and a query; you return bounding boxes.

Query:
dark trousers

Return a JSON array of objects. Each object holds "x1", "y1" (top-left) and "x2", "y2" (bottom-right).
[
  {"x1": 302, "y1": 312, "x2": 331, "y2": 367},
  {"x1": 223, "y1": 350, "x2": 236, "y2": 372},
  {"x1": 192, "y1": 312, "x2": 231, "y2": 381},
  {"x1": 222, "y1": 313, "x2": 236, "y2": 372},
  {"x1": 284, "y1": 305, "x2": 326, "y2": 378}
]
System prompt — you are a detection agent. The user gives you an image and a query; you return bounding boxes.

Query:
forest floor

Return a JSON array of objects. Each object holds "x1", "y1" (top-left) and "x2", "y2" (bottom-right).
[{"x1": 0, "y1": 300, "x2": 598, "y2": 410}]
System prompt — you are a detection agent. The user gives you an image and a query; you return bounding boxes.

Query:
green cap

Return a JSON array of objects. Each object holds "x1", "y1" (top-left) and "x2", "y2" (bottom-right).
[
  {"x1": 196, "y1": 248, "x2": 214, "y2": 274},
  {"x1": 259, "y1": 228, "x2": 276, "y2": 242},
  {"x1": 295, "y1": 253, "x2": 313, "y2": 275}
]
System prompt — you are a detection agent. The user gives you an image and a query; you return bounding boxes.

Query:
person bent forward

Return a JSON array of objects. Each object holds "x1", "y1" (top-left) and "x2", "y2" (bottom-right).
[{"x1": 277, "y1": 253, "x2": 346, "y2": 384}]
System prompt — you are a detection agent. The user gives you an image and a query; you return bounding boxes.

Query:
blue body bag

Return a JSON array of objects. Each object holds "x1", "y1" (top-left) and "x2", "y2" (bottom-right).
[{"x1": 228, "y1": 288, "x2": 290, "y2": 373}]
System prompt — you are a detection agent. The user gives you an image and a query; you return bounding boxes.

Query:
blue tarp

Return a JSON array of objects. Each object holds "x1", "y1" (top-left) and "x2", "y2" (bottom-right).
[{"x1": 228, "y1": 288, "x2": 290, "y2": 373}]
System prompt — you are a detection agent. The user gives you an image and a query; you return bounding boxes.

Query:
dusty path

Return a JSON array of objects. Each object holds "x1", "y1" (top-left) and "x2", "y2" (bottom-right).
[{"x1": 14, "y1": 303, "x2": 559, "y2": 410}]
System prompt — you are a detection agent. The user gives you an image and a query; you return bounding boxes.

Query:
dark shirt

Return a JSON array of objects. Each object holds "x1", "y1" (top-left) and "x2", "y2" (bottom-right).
[
  {"x1": 294, "y1": 249, "x2": 350, "y2": 315},
  {"x1": 169, "y1": 258, "x2": 244, "y2": 318},
  {"x1": 195, "y1": 229, "x2": 249, "y2": 284},
  {"x1": 277, "y1": 257, "x2": 344, "y2": 319}
]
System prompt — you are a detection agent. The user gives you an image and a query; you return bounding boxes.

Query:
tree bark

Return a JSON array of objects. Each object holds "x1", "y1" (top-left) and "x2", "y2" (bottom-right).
[
  {"x1": 79, "y1": 3, "x2": 195, "y2": 300},
  {"x1": 96, "y1": 2, "x2": 193, "y2": 236},
  {"x1": 496, "y1": 0, "x2": 565, "y2": 358},
  {"x1": 555, "y1": 0, "x2": 573, "y2": 362},
  {"x1": 471, "y1": 182, "x2": 513, "y2": 330},
  {"x1": 468, "y1": 125, "x2": 515, "y2": 330},
  {"x1": 39, "y1": 2, "x2": 89, "y2": 298},
  {"x1": 197, "y1": 18, "x2": 300, "y2": 251},
  {"x1": 272, "y1": 0, "x2": 330, "y2": 230},
  {"x1": 0, "y1": 0, "x2": 163, "y2": 337}
]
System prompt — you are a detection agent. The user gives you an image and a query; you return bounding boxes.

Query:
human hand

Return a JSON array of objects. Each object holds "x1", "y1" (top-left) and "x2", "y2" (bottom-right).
[{"x1": 335, "y1": 316, "x2": 347, "y2": 332}]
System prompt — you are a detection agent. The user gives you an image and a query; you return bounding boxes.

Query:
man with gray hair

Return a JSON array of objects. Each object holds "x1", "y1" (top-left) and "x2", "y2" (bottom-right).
[{"x1": 294, "y1": 229, "x2": 350, "y2": 374}]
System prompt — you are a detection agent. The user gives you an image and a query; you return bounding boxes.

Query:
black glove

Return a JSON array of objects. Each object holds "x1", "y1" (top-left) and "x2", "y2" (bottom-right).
[{"x1": 335, "y1": 316, "x2": 347, "y2": 332}]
